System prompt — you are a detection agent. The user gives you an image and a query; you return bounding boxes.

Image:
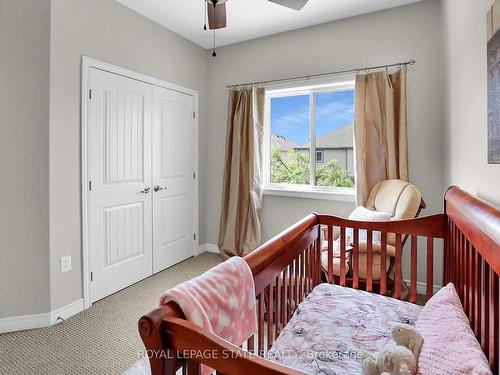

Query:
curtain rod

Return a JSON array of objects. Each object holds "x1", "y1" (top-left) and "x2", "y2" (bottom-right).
[{"x1": 226, "y1": 59, "x2": 415, "y2": 89}]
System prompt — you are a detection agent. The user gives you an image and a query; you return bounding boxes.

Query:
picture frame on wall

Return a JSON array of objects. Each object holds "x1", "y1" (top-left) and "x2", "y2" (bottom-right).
[{"x1": 487, "y1": 0, "x2": 500, "y2": 163}]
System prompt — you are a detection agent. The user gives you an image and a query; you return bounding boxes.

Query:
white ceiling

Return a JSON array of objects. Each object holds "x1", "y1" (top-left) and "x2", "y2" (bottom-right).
[{"x1": 116, "y1": 0, "x2": 421, "y2": 49}]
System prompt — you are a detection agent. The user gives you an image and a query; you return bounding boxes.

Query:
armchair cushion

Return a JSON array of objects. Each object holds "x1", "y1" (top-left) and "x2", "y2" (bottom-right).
[
  {"x1": 366, "y1": 180, "x2": 423, "y2": 247},
  {"x1": 346, "y1": 206, "x2": 392, "y2": 244},
  {"x1": 366, "y1": 180, "x2": 423, "y2": 220}
]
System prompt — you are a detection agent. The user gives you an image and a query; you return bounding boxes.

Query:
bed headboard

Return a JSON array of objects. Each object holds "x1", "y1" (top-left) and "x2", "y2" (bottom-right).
[{"x1": 444, "y1": 187, "x2": 500, "y2": 373}]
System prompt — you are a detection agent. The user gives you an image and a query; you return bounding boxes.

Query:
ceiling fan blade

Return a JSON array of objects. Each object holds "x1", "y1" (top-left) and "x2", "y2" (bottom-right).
[
  {"x1": 268, "y1": 0, "x2": 309, "y2": 11},
  {"x1": 207, "y1": 3, "x2": 226, "y2": 29}
]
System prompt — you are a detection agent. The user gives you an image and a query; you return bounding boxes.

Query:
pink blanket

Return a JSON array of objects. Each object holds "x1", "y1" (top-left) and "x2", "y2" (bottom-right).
[{"x1": 160, "y1": 256, "x2": 257, "y2": 374}]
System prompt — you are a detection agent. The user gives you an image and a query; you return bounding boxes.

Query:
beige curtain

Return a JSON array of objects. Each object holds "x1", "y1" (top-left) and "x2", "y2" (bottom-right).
[
  {"x1": 218, "y1": 87, "x2": 265, "y2": 258},
  {"x1": 354, "y1": 67, "x2": 408, "y2": 205}
]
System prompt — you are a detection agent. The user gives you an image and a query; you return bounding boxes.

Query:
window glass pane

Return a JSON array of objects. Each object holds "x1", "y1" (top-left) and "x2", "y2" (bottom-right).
[
  {"x1": 270, "y1": 95, "x2": 310, "y2": 185},
  {"x1": 314, "y1": 90, "x2": 355, "y2": 188},
  {"x1": 316, "y1": 150, "x2": 324, "y2": 163}
]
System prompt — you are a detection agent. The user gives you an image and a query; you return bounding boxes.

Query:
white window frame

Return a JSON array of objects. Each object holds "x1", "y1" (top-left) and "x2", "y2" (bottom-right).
[{"x1": 263, "y1": 75, "x2": 356, "y2": 202}]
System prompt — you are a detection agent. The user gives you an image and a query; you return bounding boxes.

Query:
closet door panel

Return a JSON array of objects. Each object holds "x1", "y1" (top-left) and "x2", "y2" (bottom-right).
[
  {"x1": 89, "y1": 68, "x2": 153, "y2": 303},
  {"x1": 153, "y1": 87, "x2": 195, "y2": 273}
]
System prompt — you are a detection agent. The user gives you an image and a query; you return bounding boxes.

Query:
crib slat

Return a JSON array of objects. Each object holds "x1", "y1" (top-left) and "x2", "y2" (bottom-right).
[
  {"x1": 481, "y1": 261, "x2": 490, "y2": 353},
  {"x1": 470, "y1": 245, "x2": 477, "y2": 334},
  {"x1": 293, "y1": 258, "x2": 299, "y2": 308},
  {"x1": 489, "y1": 271, "x2": 499, "y2": 370},
  {"x1": 475, "y1": 251, "x2": 482, "y2": 337},
  {"x1": 327, "y1": 226, "x2": 333, "y2": 283},
  {"x1": 353, "y1": 228, "x2": 359, "y2": 290},
  {"x1": 300, "y1": 251, "x2": 305, "y2": 302},
  {"x1": 444, "y1": 219, "x2": 450, "y2": 284},
  {"x1": 275, "y1": 274, "x2": 281, "y2": 338},
  {"x1": 468, "y1": 241, "x2": 474, "y2": 322},
  {"x1": 315, "y1": 237, "x2": 322, "y2": 285},
  {"x1": 410, "y1": 235, "x2": 417, "y2": 303},
  {"x1": 395, "y1": 233, "x2": 403, "y2": 300},
  {"x1": 307, "y1": 245, "x2": 312, "y2": 294},
  {"x1": 247, "y1": 334, "x2": 255, "y2": 355},
  {"x1": 267, "y1": 283, "x2": 274, "y2": 350},
  {"x1": 453, "y1": 222, "x2": 458, "y2": 284},
  {"x1": 462, "y1": 233, "x2": 466, "y2": 304},
  {"x1": 186, "y1": 360, "x2": 201, "y2": 375},
  {"x1": 281, "y1": 269, "x2": 287, "y2": 329},
  {"x1": 304, "y1": 246, "x2": 309, "y2": 296},
  {"x1": 366, "y1": 230, "x2": 373, "y2": 292},
  {"x1": 457, "y1": 229, "x2": 462, "y2": 300},
  {"x1": 463, "y1": 241, "x2": 470, "y2": 314},
  {"x1": 308, "y1": 244, "x2": 313, "y2": 293},
  {"x1": 340, "y1": 226, "x2": 346, "y2": 287},
  {"x1": 297, "y1": 254, "x2": 302, "y2": 305},
  {"x1": 448, "y1": 219, "x2": 455, "y2": 282},
  {"x1": 380, "y1": 232, "x2": 387, "y2": 296},
  {"x1": 288, "y1": 263, "x2": 293, "y2": 322},
  {"x1": 456, "y1": 224, "x2": 460, "y2": 287},
  {"x1": 426, "y1": 237, "x2": 434, "y2": 301},
  {"x1": 258, "y1": 293, "x2": 264, "y2": 356}
]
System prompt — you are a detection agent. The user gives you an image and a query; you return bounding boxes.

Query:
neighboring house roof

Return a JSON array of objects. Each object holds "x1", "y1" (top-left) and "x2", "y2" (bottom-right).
[
  {"x1": 271, "y1": 134, "x2": 298, "y2": 151},
  {"x1": 297, "y1": 123, "x2": 353, "y2": 149}
]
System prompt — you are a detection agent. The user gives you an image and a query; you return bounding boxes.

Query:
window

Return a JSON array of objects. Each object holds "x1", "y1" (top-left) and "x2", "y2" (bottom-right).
[
  {"x1": 264, "y1": 79, "x2": 355, "y2": 200},
  {"x1": 315, "y1": 150, "x2": 324, "y2": 163}
]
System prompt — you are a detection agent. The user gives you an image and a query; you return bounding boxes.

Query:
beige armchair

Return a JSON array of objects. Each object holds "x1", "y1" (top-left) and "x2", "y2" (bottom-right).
[{"x1": 322, "y1": 179, "x2": 426, "y2": 288}]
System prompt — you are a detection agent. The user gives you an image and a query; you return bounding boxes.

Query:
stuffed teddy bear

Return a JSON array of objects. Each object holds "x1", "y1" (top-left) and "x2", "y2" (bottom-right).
[
  {"x1": 362, "y1": 324, "x2": 423, "y2": 375},
  {"x1": 363, "y1": 343, "x2": 416, "y2": 375},
  {"x1": 391, "y1": 324, "x2": 423, "y2": 358}
]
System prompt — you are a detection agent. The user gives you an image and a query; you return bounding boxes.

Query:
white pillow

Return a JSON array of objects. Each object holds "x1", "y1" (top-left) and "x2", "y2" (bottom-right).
[{"x1": 345, "y1": 206, "x2": 392, "y2": 245}]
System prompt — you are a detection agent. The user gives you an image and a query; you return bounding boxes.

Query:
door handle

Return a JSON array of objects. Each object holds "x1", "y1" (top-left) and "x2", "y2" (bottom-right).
[
  {"x1": 154, "y1": 185, "x2": 166, "y2": 192},
  {"x1": 140, "y1": 187, "x2": 151, "y2": 194}
]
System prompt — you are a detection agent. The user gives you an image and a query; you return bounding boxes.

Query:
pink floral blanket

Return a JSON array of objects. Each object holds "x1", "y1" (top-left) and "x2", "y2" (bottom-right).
[
  {"x1": 160, "y1": 256, "x2": 257, "y2": 375},
  {"x1": 268, "y1": 283, "x2": 422, "y2": 375}
]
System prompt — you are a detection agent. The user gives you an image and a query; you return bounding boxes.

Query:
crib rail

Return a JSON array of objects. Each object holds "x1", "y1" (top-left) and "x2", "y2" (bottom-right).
[
  {"x1": 318, "y1": 214, "x2": 446, "y2": 303},
  {"x1": 444, "y1": 187, "x2": 500, "y2": 373},
  {"x1": 245, "y1": 213, "x2": 321, "y2": 357},
  {"x1": 139, "y1": 214, "x2": 321, "y2": 375}
]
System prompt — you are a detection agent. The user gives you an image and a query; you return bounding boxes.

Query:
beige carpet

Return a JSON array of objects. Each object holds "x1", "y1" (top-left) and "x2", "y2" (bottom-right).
[{"x1": 0, "y1": 252, "x2": 222, "y2": 375}]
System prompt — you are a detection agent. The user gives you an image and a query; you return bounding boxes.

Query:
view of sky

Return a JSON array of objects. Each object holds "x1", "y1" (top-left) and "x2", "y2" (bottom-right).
[{"x1": 271, "y1": 90, "x2": 355, "y2": 145}]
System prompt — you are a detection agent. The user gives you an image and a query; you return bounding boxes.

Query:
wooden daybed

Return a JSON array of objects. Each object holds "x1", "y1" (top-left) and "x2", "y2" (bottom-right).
[{"x1": 139, "y1": 187, "x2": 500, "y2": 374}]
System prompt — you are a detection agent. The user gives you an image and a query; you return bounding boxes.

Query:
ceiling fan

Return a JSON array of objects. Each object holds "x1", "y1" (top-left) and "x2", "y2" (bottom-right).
[
  {"x1": 204, "y1": 0, "x2": 310, "y2": 33},
  {"x1": 205, "y1": 0, "x2": 309, "y2": 56}
]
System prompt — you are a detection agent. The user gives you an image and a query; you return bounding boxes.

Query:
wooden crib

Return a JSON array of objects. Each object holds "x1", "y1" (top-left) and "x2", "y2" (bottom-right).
[{"x1": 138, "y1": 186, "x2": 500, "y2": 375}]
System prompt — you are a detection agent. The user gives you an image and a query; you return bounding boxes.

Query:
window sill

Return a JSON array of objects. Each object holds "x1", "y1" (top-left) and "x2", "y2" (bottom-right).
[{"x1": 263, "y1": 185, "x2": 356, "y2": 202}]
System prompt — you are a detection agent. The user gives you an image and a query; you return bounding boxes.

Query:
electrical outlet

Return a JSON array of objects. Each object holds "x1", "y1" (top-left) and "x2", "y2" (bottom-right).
[{"x1": 61, "y1": 255, "x2": 72, "y2": 273}]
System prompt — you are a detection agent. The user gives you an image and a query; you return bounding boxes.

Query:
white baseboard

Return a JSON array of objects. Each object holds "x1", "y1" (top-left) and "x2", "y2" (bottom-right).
[
  {"x1": 198, "y1": 243, "x2": 219, "y2": 254},
  {"x1": 50, "y1": 299, "x2": 84, "y2": 325},
  {"x1": 404, "y1": 279, "x2": 442, "y2": 295},
  {"x1": 0, "y1": 298, "x2": 84, "y2": 334},
  {"x1": 0, "y1": 312, "x2": 50, "y2": 334}
]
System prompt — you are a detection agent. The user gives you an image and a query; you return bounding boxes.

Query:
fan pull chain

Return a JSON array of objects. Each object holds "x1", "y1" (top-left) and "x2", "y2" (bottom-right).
[
  {"x1": 212, "y1": 2, "x2": 217, "y2": 57},
  {"x1": 213, "y1": 30, "x2": 217, "y2": 57},
  {"x1": 203, "y1": 0, "x2": 207, "y2": 30}
]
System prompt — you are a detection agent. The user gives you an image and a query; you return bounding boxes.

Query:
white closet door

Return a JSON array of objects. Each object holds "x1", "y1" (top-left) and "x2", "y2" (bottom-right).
[
  {"x1": 89, "y1": 68, "x2": 153, "y2": 303},
  {"x1": 152, "y1": 86, "x2": 195, "y2": 273}
]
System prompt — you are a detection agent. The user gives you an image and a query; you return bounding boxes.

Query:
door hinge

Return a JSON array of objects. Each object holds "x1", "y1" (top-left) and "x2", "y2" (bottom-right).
[
  {"x1": 194, "y1": 233, "x2": 196, "y2": 240},
  {"x1": 193, "y1": 111, "x2": 196, "y2": 119},
  {"x1": 89, "y1": 89, "x2": 92, "y2": 100},
  {"x1": 90, "y1": 272, "x2": 93, "y2": 282},
  {"x1": 88, "y1": 180, "x2": 92, "y2": 191}
]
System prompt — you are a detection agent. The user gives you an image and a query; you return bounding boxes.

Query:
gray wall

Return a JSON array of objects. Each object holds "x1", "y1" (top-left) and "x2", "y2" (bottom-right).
[
  {"x1": 205, "y1": 0, "x2": 444, "y2": 283},
  {"x1": 0, "y1": 0, "x2": 51, "y2": 318},
  {"x1": 441, "y1": 0, "x2": 500, "y2": 208},
  {"x1": 48, "y1": 0, "x2": 208, "y2": 311}
]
